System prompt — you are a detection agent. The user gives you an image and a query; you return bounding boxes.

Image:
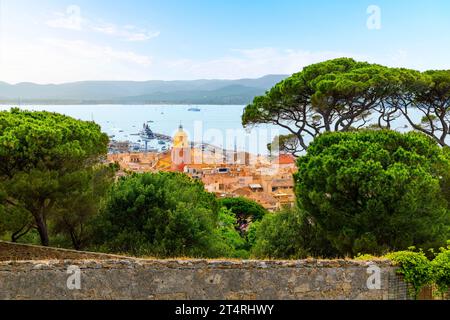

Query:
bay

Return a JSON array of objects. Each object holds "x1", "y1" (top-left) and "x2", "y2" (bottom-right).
[{"x1": 0, "y1": 104, "x2": 286, "y2": 155}]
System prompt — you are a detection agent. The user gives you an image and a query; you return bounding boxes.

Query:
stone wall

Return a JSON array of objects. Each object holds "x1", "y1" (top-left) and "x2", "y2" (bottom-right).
[{"x1": 0, "y1": 259, "x2": 398, "y2": 300}]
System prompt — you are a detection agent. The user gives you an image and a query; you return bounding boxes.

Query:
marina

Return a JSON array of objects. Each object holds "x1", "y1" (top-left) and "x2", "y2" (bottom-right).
[{"x1": 0, "y1": 104, "x2": 287, "y2": 156}]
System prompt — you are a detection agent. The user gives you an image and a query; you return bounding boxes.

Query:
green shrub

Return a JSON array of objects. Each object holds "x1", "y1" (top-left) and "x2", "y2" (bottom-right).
[
  {"x1": 251, "y1": 207, "x2": 310, "y2": 259},
  {"x1": 387, "y1": 249, "x2": 435, "y2": 299},
  {"x1": 217, "y1": 207, "x2": 249, "y2": 259},
  {"x1": 432, "y1": 242, "x2": 450, "y2": 296},
  {"x1": 295, "y1": 130, "x2": 450, "y2": 257},
  {"x1": 93, "y1": 172, "x2": 225, "y2": 258}
]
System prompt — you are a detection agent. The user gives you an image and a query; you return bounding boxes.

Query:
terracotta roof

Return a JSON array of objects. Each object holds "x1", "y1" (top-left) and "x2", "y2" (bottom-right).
[
  {"x1": 272, "y1": 179, "x2": 294, "y2": 188},
  {"x1": 249, "y1": 192, "x2": 277, "y2": 205},
  {"x1": 276, "y1": 154, "x2": 296, "y2": 165},
  {"x1": 232, "y1": 187, "x2": 252, "y2": 196}
]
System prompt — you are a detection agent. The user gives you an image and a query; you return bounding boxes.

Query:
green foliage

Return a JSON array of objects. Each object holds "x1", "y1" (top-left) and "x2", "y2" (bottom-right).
[
  {"x1": 268, "y1": 134, "x2": 301, "y2": 157},
  {"x1": 219, "y1": 197, "x2": 267, "y2": 222},
  {"x1": 218, "y1": 197, "x2": 268, "y2": 253},
  {"x1": 432, "y1": 242, "x2": 450, "y2": 295},
  {"x1": 217, "y1": 207, "x2": 249, "y2": 258},
  {"x1": 242, "y1": 58, "x2": 393, "y2": 154},
  {"x1": 387, "y1": 250, "x2": 434, "y2": 298},
  {"x1": 51, "y1": 164, "x2": 118, "y2": 250},
  {"x1": 0, "y1": 109, "x2": 109, "y2": 246},
  {"x1": 93, "y1": 172, "x2": 227, "y2": 258},
  {"x1": 295, "y1": 130, "x2": 450, "y2": 258},
  {"x1": 246, "y1": 220, "x2": 261, "y2": 249},
  {"x1": 243, "y1": 58, "x2": 450, "y2": 154},
  {"x1": 251, "y1": 207, "x2": 309, "y2": 259},
  {"x1": 387, "y1": 243, "x2": 450, "y2": 299},
  {"x1": 354, "y1": 253, "x2": 378, "y2": 261}
]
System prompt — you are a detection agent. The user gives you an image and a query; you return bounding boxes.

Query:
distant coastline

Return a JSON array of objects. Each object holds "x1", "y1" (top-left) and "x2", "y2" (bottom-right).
[
  {"x1": 0, "y1": 100, "x2": 253, "y2": 106},
  {"x1": 0, "y1": 75, "x2": 288, "y2": 106}
]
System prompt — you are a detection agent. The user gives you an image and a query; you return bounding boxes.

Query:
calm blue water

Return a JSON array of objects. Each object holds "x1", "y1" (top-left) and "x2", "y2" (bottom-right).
[
  {"x1": 2, "y1": 104, "x2": 434, "y2": 154},
  {"x1": 0, "y1": 105, "x2": 286, "y2": 155}
]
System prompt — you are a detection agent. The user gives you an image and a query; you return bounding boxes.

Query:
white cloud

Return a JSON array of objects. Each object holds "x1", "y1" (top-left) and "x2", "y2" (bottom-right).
[
  {"x1": 92, "y1": 24, "x2": 160, "y2": 42},
  {"x1": 42, "y1": 38, "x2": 153, "y2": 66},
  {"x1": 0, "y1": 37, "x2": 153, "y2": 84},
  {"x1": 163, "y1": 48, "x2": 371, "y2": 79},
  {"x1": 0, "y1": 38, "x2": 433, "y2": 84},
  {"x1": 45, "y1": 6, "x2": 84, "y2": 31},
  {"x1": 45, "y1": 7, "x2": 160, "y2": 42}
]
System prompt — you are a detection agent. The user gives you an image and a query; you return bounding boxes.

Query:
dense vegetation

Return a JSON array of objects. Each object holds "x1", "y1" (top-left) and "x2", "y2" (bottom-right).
[
  {"x1": 296, "y1": 130, "x2": 450, "y2": 257},
  {"x1": 92, "y1": 172, "x2": 238, "y2": 258},
  {"x1": 387, "y1": 243, "x2": 450, "y2": 299},
  {"x1": 0, "y1": 108, "x2": 112, "y2": 247},
  {"x1": 1, "y1": 58, "x2": 449, "y2": 267},
  {"x1": 243, "y1": 58, "x2": 450, "y2": 155},
  {"x1": 253, "y1": 130, "x2": 450, "y2": 259}
]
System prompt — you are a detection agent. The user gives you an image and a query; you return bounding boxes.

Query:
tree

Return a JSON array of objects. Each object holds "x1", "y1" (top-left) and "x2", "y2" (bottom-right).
[
  {"x1": 243, "y1": 58, "x2": 391, "y2": 155},
  {"x1": 93, "y1": 172, "x2": 227, "y2": 258},
  {"x1": 0, "y1": 109, "x2": 109, "y2": 246},
  {"x1": 51, "y1": 164, "x2": 118, "y2": 250},
  {"x1": 251, "y1": 208, "x2": 310, "y2": 259},
  {"x1": 372, "y1": 68, "x2": 423, "y2": 129},
  {"x1": 378, "y1": 68, "x2": 450, "y2": 147},
  {"x1": 295, "y1": 130, "x2": 450, "y2": 257},
  {"x1": 268, "y1": 134, "x2": 302, "y2": 157},
  {"x1": 217, "y1": 207, "x2": 248, "y2": 258},
  {"x1": 219, "y1": 197, "x2": 267, "y2": 221},
  {"x1": 219, "y1": 197, "x2": 267, "y2": 235},
  {"x1": 408, "y1": 70, "x2": 450, "y2": 147}
]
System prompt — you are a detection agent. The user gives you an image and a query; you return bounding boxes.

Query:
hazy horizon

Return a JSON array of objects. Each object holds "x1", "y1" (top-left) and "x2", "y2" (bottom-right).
[
  {"x1": 0, "y1": 74, "x2": 289, "y2": 86},
  {"x1": 1, "y1": 0, "x2": 450, "y2": 84}
]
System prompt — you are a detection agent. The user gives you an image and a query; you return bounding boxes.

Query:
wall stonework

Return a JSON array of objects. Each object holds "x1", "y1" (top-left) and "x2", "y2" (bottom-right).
[{"x1": 0, "y1": 259, "x2": 397, "y2": 300}]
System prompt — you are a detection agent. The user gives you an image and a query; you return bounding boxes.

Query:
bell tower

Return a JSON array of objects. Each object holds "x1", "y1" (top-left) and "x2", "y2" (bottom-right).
[{"x1": 171, "y1": 124, "x2": 191, "y2": 171}]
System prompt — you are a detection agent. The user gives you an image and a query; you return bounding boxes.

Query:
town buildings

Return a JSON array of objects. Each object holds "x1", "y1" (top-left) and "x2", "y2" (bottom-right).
[{"x1": 107, "y1": 125, "x2": 297, "y2": 211}]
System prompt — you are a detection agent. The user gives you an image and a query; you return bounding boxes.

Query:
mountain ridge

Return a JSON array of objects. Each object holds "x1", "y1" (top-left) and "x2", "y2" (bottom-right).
[{"x1": 0, "y1": 75, "x2": 288, "y2": 105}]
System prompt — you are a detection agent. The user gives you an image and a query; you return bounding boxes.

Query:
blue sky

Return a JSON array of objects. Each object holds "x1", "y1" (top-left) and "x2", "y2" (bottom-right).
[{"x1": 1, "y1": 0, "x2": 450, "y2": 83}]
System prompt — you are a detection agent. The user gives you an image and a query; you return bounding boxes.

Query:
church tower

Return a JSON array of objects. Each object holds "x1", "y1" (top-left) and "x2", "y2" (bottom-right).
[{"x1": 171, "y1": 124, "x2": 191, "y2": 171}]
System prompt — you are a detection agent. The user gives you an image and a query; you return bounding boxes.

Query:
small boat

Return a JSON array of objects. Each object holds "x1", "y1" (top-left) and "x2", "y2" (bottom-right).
[
  {"x1": 188, "y1": 107, "x2": 201, "y2": 112},
  {"x1": 147, "y1": 120, "x2": 154, "y2": 123},
  {"x1": 158, "y1": 140, "x2": 166, "y2": 145}
]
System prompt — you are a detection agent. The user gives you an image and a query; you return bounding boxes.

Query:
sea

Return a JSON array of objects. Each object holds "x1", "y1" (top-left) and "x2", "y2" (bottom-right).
[{"x1": 0, "y1": 104, "x2": 287, "y2": 155}]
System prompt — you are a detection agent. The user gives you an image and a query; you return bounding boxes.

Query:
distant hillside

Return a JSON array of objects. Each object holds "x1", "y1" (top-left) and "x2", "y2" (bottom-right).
[{"x1": 0, "y1": 75, "x2": 288, "y2": 105}]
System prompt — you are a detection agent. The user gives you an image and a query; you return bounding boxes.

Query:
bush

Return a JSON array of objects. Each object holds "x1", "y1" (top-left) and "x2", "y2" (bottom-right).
[
  {"x1": 93, "y1": 172, "x2": 226, "y2": 258},
  {"x1": 432, "y1": 243, "x2": 450, "y2": 296},
  {"x1": 387, "y1": 243, "x2": 450, "y2": 299},
  {"x1": 386, "y1": 249, "x2": 434, "y2": 299},
  {"x1": 251, "y1": 207, "x2": 310, "y2": 259},
  {"x1": 219, "y1": 197, "x2": 267, "y2": 222},
  {"x1": 217, "y1": 207, "x2": 249, "y2": 259},
  {"x1": 295, "y1": 130, "x2": 450, "y2": 257}
]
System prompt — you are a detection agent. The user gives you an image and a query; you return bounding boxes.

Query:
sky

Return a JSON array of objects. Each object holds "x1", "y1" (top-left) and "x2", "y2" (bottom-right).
[{"x1": 0, "y1": 0, "x2": 450, "y2": 84}]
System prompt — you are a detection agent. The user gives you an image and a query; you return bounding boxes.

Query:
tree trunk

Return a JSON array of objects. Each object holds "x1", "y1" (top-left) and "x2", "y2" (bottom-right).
[
  {"x1": 35, "y1": 213, "x2": 49, "y2": 246},
  {"x1": 11, "y1": 224, "x2": 33, "y2": 243}
]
